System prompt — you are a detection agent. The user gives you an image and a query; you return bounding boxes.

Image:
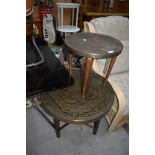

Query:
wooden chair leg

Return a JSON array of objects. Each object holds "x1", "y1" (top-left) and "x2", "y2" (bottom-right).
[
  {"x1": 93, "y1": 119, "x2": 101, "y2": 135},
  {"x1": 53, "y1": 118, "x2": 60, "y2": 138},
  {"x1": 67, "y1": 51, "x2": 72, "y2": 77},
  {"x1": 82, "y1": 58, "x2": 94, "y2": 98},
  {"x1": 102, "y1": 57, "x2": 117, "y2": 87}
]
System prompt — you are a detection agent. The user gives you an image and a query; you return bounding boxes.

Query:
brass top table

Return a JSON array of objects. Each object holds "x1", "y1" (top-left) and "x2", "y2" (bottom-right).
[
  {"x1": 39, "y1": 69, "x2": 117, "y2": 137},
  {"x1": 65, "y1": 32, "x2": 123, "y2": 98}
]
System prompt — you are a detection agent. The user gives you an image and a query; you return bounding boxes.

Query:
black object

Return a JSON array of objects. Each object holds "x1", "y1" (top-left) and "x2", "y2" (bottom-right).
[
  {"x1": 26, "y1": 38, "x2": 74, "y2": 98},
  {"x1": 55, "y1": 31, "x2": 64, "y2": 46}
]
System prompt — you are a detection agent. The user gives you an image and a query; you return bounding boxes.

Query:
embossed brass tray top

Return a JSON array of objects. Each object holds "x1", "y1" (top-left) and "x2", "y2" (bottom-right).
[
  {"x1": 65, "y1": 32, "x2": 123, "y2": 59},
  {"x1": 39, "y1": 69, "x2": 117, "y2": 124}
]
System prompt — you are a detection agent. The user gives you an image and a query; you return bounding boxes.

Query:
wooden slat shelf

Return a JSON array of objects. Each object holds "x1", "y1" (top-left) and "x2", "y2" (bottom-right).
[{"x1": 84, "y1": 12, "x2": 129, "y2": 17}]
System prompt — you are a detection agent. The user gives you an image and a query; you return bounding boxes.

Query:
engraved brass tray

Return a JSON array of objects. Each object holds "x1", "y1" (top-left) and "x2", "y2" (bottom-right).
[{"x1": 39, "y1": 69, "x2": 117, "y2": 124}]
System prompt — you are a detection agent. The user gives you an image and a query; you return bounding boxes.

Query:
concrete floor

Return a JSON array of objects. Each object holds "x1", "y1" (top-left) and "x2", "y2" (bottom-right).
[{"x1": 26, "y1": 106, "x2": 129, "y2": 155}]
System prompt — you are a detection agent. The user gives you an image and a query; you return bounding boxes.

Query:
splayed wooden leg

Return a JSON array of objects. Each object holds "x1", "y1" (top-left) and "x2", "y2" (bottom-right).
[{"x1": 82, "y1": 58, "x2": 94, "y2": 98}]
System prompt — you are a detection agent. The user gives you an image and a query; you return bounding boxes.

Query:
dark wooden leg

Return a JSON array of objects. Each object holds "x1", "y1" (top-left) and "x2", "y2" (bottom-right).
[
  {"x1": 93, "y1": 119, "x2": 101, "y2": 135},
  {"x1": 67, "y1": 51, "x2": 72, "y2": 77},
  {"x1": 102, "y1": 57, "x2": 117, "y2": 87},
  {"x1": 82, "y1": 58, "x2": 94, "y2": 98},
  {"x1": 79, "y1": 11, "x2": 83, "y2": 29},
  {"x1": 53, "y1": 118, "x2": 60, "y2": 138}
]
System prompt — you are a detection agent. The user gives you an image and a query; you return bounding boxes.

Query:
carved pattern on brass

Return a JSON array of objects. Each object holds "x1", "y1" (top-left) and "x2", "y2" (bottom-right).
[{"x1": 40, "y1": 69, "x2": 117, "y2": 123}]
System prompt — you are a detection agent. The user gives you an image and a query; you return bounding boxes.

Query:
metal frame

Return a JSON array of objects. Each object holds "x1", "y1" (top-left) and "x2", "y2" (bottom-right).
[{"x1": 26, "y1": 14, "x2": 44, "y2": 69}]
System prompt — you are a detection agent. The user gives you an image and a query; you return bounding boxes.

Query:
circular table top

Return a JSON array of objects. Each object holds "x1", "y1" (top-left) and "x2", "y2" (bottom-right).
[
  {"x1": 65, "y1": 32, "x2": 123, "y2": 59},
  {"x1": 56, "y1": 3, "x2": 80, "y2": 8},
  {"x1": 39, "y1": 69, "x2": 117, "y2": 124},
  {"x1": 57, "y1": 25, "x2": 80, "y2": 33}
]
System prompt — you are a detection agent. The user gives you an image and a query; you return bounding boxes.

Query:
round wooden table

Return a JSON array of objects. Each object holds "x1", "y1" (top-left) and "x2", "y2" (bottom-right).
[{"x1": 65, "y1": 32, "x2": 123, "y2": 98}]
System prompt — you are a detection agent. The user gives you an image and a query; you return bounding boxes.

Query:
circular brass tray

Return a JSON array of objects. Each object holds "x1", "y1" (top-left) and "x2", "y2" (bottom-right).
[{"x1": 40, "y1": 69, "x2": 117, "y2": 124}]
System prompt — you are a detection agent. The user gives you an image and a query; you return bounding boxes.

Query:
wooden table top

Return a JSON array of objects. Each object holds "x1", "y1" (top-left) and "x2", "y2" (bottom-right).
[{"x1": 65, "y1": 32, "x2": 123, "y2": 59}]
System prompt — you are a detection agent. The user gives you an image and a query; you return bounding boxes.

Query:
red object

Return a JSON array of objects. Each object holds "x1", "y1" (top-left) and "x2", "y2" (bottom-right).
[
  {"x1": 39, "y1": 7, "x2": 52, "y2": 34},
  {"x1": 40, "y1": 7, "x2": 51, "y2": 20}
]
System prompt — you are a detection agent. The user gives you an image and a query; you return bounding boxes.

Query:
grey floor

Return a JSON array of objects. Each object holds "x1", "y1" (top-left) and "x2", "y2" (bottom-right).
[{"x1": 26, "y1": 106, "x2": 129, "y2": 155}]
